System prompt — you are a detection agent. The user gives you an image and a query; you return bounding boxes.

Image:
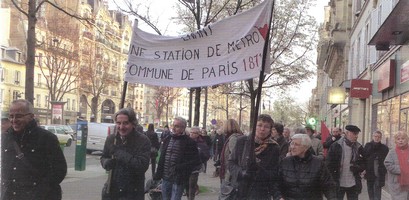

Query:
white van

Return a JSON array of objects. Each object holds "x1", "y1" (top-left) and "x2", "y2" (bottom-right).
[{"x1": 86, "y1": 122, "x2": 116, "y2": 154}]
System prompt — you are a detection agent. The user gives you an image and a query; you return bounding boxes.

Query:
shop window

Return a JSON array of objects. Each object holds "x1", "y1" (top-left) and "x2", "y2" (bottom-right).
[{"x1": 376, "y1": 96, "x2": 400, "y2": 148}]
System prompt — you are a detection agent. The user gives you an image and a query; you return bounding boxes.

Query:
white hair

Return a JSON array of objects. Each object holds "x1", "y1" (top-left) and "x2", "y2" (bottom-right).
[{"x1": 291, "y1": 133, "x2": 312, "y2": 149}]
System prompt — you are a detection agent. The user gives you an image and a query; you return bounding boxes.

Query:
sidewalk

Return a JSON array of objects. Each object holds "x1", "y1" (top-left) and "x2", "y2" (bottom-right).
[{"x1": 62, "y1": 160, "x2": 392, "y2": 200}]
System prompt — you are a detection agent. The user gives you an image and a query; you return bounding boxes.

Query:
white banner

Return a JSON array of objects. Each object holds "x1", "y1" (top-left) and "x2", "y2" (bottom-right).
[{"x1": 125, "y1": 0, "x2": 272, "y2": 87}]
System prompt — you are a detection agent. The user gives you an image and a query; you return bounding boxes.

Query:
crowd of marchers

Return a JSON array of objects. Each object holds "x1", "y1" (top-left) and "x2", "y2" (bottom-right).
[{"x1": 1, "y1": 99, "x2": 409, "y2": 200}]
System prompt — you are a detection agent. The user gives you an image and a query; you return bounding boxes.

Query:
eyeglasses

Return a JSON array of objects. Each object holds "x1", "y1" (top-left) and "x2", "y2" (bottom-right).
[{"x1": 8, "y1": 113, "x2": 32, "y2": 120}]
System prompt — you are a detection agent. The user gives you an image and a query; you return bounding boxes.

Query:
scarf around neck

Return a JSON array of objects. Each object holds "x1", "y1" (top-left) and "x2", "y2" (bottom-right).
[
  {"x1": 396, "y1": 144, "x2": 409, "y2": 189},
  {"x1": 254, "y1": 136, "x2": 276, "y2": 155},
  {"x1": 343, "y1": 137, "x2": 361, "y2": 163}
]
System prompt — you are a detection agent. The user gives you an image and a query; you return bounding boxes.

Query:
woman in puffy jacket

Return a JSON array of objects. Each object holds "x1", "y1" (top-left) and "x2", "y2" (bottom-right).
[{"x1": 278, "y1": 134, "x2": 336, "y2": 200}]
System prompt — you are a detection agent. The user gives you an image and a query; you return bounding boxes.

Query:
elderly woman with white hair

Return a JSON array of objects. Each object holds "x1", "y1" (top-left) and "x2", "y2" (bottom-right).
[
  {"x1": 384, "y1": 131, "x2": 409, "y2": 200},
  {"x1": 278, "y1": 134, "x2": 337, "y2": 200}
]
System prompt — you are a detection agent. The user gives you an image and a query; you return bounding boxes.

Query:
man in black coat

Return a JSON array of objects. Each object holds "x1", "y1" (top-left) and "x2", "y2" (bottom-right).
[
  {"x1": 1, "y1": 99, "x2": 67, "y2": 200},
  {"x1": 326, "y1": 125, "x2": 366, "y2": 200},
  {"x1": 154, "y1": 117, "x2": 200, "y2": 200},
  {"x1": 100, "y1": 108, "x2": 151, "y2": 200},
  {"x1": 363, "y1": 130, "x2": 389, "y2": 200},
  {"x1": 324, "y1": 127, "x2": 342, "y2": 149}
]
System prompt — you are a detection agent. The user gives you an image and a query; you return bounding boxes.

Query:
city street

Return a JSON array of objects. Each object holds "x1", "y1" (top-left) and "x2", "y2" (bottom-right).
[{"x1": 61, "y1": 145, "x2": 391, "y2": 200}]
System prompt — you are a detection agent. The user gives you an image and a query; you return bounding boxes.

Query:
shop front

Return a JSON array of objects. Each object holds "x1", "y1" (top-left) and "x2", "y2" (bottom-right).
[{"x1": 372, "y1": 46, "x2": 409, "y2": 148}]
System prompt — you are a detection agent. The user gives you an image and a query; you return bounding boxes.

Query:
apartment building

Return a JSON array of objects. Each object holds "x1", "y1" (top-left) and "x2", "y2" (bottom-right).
[{"x1": 315, "y1": 0, "x2": 408, "y2": 146}]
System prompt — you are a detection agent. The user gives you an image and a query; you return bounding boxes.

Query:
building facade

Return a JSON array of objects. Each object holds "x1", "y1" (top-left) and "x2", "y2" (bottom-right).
[{"x1": 314, "y1": 0, "x2": 408, "y2": 147}]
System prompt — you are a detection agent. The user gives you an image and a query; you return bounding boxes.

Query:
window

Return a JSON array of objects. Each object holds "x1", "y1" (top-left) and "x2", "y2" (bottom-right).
[
  {"x1": 12, "y1": 90, "x2": 21, "y2": 100},
  {"x1": 72, "y1": 99, "x2": 75, "y2": 111},
  {"x1": 0, "y1": 68, "x2": 5, "y2": 82},
  {"x1": 140, "y1": 102, "x2": 142, "y2": 110},
  {"x1": 1, "y1": 47, "x2": 5, "y2": 58},
  {"x1": 67, "y1": 98, "x2": 70, "y2": 110},
  {"x1": 14, "y1": 70, "x2": 21, "y2": 85},
  {"x1": 37, "y1": 73, "x2": 42, "y2": 86},
  {"x1": 36, "y1": 94, "x2": 41, "y2": 107},
  {"x1": 0, "y1": 89, "x2": 3, "y2": 103},
  {"x1": 16, "y1": 52, "x2": 21, "y2": 62},
  {"x1": 45, "y1": 96, "x2": 49, "y2": 107}
]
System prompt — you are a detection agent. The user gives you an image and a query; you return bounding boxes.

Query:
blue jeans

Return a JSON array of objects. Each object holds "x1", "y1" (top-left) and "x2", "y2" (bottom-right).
[
  {"x1": 367, "y1": 179, "x2": 382, "y2": 200},
  {"x1": 161, "y1": 179, "x2": 184, "y2": 200}
]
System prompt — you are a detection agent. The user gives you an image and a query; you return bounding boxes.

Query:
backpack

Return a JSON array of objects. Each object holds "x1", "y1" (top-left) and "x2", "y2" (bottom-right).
[{"x1": 197, "y1": 141, "x2": 210, "y2": 163}]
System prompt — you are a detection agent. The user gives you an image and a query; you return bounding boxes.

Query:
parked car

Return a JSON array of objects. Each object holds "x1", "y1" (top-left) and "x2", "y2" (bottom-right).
[
  {"x1": 86, "y1": 122, "x2": 116, "y2": 154},
  {"x1": 40, "y1": 125, "x2": 73, "y2": 147},
  {"x1": 59, "y1": 124, "x2": 76, "y2": 140}
]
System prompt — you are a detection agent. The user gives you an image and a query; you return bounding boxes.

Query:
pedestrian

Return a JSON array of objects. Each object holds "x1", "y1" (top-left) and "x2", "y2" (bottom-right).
[
  {"x1": 186, "y1": 126, "x2": 210, "y2": 200},
  {"x1": 228, "y1": 114, "x2": 281, "y2": 200},
  {"x1": 219, "y1": 119, "x2": 243, "y2": 199},
  {"x1": 212, "y1": 129, "x2": 225, "y2": 177},
  {"x1": 279, "y1": 134, "x2": 337, "y2": 200},
  {"x1": 326, "y1": 125, "x2": 366, "y2": 200},
  {"x1": 384, "y1": 131, "x2": 409, "y2": 200},
  {"x1": 272, "y1": 122, "x2": 289, "y2": 160},
  {"x1": 363, "y1": 130, "x2": 389, "y2": 200},
  {"x1": 200, "y1": 127, "x2": 212, "y2": 173},
  {"x1": 323, "y1": 127, "x2": 342, "y2": 149},
  {"x1": 160, "y1": 125, "x2": 171, "y2": 143},
  {"x1": 1, "y1": 99, "x2": 67, "y2": 200},
  {"x1": 283, "y1": 127, "x2": 291, "y2": 142},
  {"x1": 145, "y1": 123, "x2": 161, "y2": 176},
  {"x1": 100, "y1": 108, "x2": 151, "y2": 200},
  {"x1": 305, "y1": 126, "x2": 324, "y2": 158},
  {"x1": 1, "y1": 112, "x2": 11, "y2": 134},
  {"x1": 154, "y1": 117, "x2": 201, "y2": 200}
]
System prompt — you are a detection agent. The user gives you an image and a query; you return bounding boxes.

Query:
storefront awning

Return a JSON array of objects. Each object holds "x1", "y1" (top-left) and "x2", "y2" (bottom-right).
[{"x1": 368, "y1": 0, "x2": 409, "y2": 50}]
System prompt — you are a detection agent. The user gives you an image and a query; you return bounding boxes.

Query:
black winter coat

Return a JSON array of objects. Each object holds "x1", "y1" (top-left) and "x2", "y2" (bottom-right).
[
  {"x1": 279, "y1": 151, "x2": 337, "y2": 200},
  {"x1": 145, "y1": 130, "x2": 160, "y2": 158},
  {"x1": 228, "y1": 135, "x2": 281, "y2": 200},
  {"x1": 100, "y1": 130, "x2": 151, "y2": 200},
  {"x1": 155, "y1": 133, "x2": 200, "y2": 185},
  {"x1": 323, "y1": 135, "x2": 341, "y2": 149},
  {"x1": 363, "y1": 141, "x2": 389, "y2": 183},
  {"x1": 1, "y1": 120, "x2": 67, "y2": 200},
  {"x1": 326, "y1": 137, "x2": 365, "y2": 192}
]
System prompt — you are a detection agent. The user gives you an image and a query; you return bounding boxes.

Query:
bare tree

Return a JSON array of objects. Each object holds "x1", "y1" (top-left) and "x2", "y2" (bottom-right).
[
  {"x1": 9, "y1": 0, "x2": 89, "y2": 104},
  {"x1": 270, "y1": 95, "x2": 307, "y2": 127},
  {"x1": 37, "y1": 12, "x2": 79, "y2": 103},
  {"x1": 223, "y1": 0, "x2": 317, "y2": 129},
  {"x1": 78, "y1": 39, "x2": 118, "y2": 122},
  {"x1": 151, "y1": 87, "x2": 182, "y2": 126}
]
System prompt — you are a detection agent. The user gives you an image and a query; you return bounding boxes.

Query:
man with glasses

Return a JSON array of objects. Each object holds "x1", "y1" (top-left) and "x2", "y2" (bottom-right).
[
  {"x1": 154, "y1": 117, "x2": 200, "y2": 200},
  {"x1": 1, "y1": 99, "x2": 67, "y2": 200}
]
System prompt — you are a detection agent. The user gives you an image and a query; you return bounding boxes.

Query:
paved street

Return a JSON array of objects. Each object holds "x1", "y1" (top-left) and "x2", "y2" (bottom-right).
[{"x1": 61, "y1": 145, "x2": 391, "y2": 200}]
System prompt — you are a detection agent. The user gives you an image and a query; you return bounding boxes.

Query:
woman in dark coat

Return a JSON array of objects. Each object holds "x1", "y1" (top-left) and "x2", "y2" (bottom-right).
[
  {"x1": 145, "y1": 123, "x2": 160, "y2": 176},
  {"x1": 228, "y1": 114, "x2": 281, "y2": 200},
  {"x1": 279, "y1": 134, "x2": 336, "y2": 200},
  {"x1": 100, "y1": 108, "x2": 151, "y2": 200}
]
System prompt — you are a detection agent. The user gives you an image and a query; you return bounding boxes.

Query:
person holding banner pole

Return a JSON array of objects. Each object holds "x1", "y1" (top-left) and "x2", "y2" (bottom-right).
[{"x1": 228, "y1": 114, "x2": 281, "y2": 200}]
